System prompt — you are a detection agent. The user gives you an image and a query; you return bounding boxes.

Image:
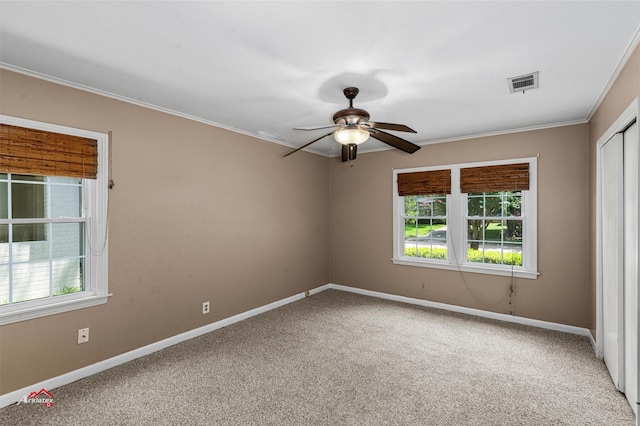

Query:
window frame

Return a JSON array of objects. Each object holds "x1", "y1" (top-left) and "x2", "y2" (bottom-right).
[
  {"x1": 392, "y1": 157, "x2": 538, "y2": 279},
  {"x1": 0, "y1": 115, "x2": 109, "y2": 325}
]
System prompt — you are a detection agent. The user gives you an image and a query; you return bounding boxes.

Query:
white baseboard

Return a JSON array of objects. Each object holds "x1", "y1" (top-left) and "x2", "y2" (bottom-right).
[
  {"x1": 327, "y1": 283, "x2": 594, "y2": 339},
  {"x1": 0, "y1": 282, "x2": 594, "y2": 409}
]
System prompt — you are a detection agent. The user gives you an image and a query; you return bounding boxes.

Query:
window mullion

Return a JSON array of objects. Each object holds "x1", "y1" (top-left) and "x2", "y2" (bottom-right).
[
  {"x1": 7, "y1": 174, "x2": 13, "y2": 304},
  {"x1": 450, "y1": 167, "x2": 462, "y2": 266},
  {"x1": 522, "y1": 192, "x2": 528, "y2": 270},
  {"x1": 47, "y1": 178, "x2": 53, "y2": 298}
]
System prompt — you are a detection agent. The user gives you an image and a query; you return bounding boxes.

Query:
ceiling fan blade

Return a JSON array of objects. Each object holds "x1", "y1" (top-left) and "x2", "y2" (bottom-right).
[
  {"x1": 365, "y1": 122, "x2": 417, "y2": 133},
  {"x1": 293, "y1": 124, "x2": 341, "y2": 131},
  {"x1": 369, "y1": 129, "x2": 421, "y2": 154},
  {"x1": 341, "y1": 144, "x2": 357, "y2": 162},
  {"x1": 282, "y1": 131, "x2": 334, "y2": 158}
]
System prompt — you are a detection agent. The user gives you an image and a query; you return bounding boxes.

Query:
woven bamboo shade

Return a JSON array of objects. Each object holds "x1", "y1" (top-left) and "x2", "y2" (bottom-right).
[
  {"x1": 397, "y1": 169, "x2": 451, "y2": 196},
  {"x1": 0, "y1": 123, "x2": 98, "y2": 179},
  {"x1": 460, "y1": 163, "x2": 529, "y2": 193}
]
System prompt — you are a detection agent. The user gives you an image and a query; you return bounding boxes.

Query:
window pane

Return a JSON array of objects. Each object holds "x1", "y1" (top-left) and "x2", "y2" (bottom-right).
[
  {"x1": 50, "y1": 184, "x2": 82, "y2": 218},
  {"x1": 468, "y1": 219, "x2": 485, "y2": 241},
  {"x1": 0, "y1": 179, "x2": 7, "y2": 219},
  {"x1": 468, "y1": 195, "x2": 484, "y2": 216},
  {"x1": 484, "y1": 195, "x2": 503, "y2": 217},
  {"x1": 404, "y1": 218, "x2": 420, "y2": 257},
  {"x1": 404, "y1": 196, "x2": 418, "y2": 216},
  {"x1": 52, "y1": 258, "x2": 84, "y2": 294},
  {"x1": 52, "y1": 223, "x2": 85, "y2": 258},
  {"x1": 416, "y1": 196, "x2": 447, "y2": 216},
  {"x1": 12, "y1": 230, "x2": 49, "y2": 262},
  {"x1": 404, "y1": 218, "x2": 418, "y2": 256},
  {"x1": 12, "y1": 182, "x2": 46, "y2": 219},
  {"x1": 504, "y1": 244, "x2": 523, "y2": 266},
  {"x1": 12, "y1": 260, "x2": 50, "y2": 303},
  {"x1": 0, "y1": 264, "x2": 8, "y2": 305},
  {"x1": 430, "y1": 195, "x2": 447, "y2": 216},
  {"x1": 12, "y1": 223, "x2": 47, "y2": 244},
  {"x1": 404, "y1": 241, "x2": 419, "y2": 257},
  {"x1": 49, "y1": 177, "x2": 81, "y2": 185},
  {"x1": 404, "y1": 218, "x2": 418, "y2": 239},
  {"x1": 468, "y1": 243, "x2": 505, "y2": 264},
  {"x1": 426, "y1": 222, "x2": 447, "y2": 243},
  {"x1": 504, "y1": 192, "x2": 522, "y2": 217},
  {"x1": 484, "y1": 220, "x2": 503, "y2": 243},
  {"x1": 505, "y1": 220, "x2": 523, "y2": 242},
  {"x1": 0, "y1": 224, "x2": 7, "y2": 245},
  {"x1": 417, "y1": 197, "x2": 432, "y2": 216},
  {"x1": 12, "y1": 175, "x2": 45, "y2": 182}
]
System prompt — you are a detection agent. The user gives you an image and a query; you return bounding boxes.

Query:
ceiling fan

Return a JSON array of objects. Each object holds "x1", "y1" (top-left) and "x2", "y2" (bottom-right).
[{"x1": 283, "y1": 87, "x2": 421, "y2": 162}]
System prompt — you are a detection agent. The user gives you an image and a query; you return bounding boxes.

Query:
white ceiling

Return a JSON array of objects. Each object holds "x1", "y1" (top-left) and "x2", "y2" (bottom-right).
[{"x1": 1, "y1": 1, "x2": 639, "y2": 157}]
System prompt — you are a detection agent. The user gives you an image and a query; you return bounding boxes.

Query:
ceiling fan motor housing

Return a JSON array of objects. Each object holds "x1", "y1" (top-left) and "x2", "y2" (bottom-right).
[{"x1": 332, "y1": 108, "x2": 370, "y2": 126}]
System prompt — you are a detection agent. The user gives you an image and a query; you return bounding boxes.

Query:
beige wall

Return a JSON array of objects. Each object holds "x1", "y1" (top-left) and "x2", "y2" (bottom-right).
[
  {"x1": 0, "y1": 70, "x2": 331, "y2": 394},
  {"x1": 330, "y1": 124, "x2": 591, "y2": 328},
  {"x1": 588, "y1": 43, "x2": 640, "y2": 334}
]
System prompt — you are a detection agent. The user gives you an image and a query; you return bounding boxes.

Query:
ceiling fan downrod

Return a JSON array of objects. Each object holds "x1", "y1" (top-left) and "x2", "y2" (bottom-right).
[{"x1": 343, "y1": 87, "x2": 359, "y2": 109}]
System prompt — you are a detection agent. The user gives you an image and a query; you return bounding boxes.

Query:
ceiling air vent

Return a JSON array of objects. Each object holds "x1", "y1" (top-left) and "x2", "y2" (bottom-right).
[{"x1": 508, "y1": 71, "x2": 539, "y2": 94}]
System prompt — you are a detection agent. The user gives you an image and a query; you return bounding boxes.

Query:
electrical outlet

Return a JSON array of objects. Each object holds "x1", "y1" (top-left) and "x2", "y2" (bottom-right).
[
  {"x1": 78, "y1": 328, "x2": 89, "y2": 344},
  {"x1": 202, "y1": 301, "x2": 210, "y2": 315}
]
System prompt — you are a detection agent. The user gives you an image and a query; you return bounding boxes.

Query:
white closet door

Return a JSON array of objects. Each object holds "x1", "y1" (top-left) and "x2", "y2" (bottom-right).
[
  {"x1": 623, "y1": 122, "x2": 638, "y2": 416},
  {"x1": 602, "y1": 133, "x2": 624, "y2": 389}
]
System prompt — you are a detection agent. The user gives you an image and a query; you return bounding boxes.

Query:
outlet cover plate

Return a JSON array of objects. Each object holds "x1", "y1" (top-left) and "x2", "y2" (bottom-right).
[{"x1": 78, "y1": 327, "x2": 89, "y2": 344}]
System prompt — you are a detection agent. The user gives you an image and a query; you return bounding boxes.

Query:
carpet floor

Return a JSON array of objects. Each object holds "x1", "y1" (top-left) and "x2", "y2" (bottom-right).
[{"x1": 0, "y1": 289, "x2": 635, "y2": 425}]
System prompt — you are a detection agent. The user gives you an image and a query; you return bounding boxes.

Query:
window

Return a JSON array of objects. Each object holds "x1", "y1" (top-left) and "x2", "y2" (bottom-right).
[
  {"x1": 0, "y1": 116, "x2": 109, "y2": 324},
  {"x1": 393, "y1": 158, "x2": 537, "y2": 279},
  {"x1": 466, "y1": 191, "x2": 523, "y2": 266},
  {"x1": 403, "y1": 194, "x2": 448, "y2": 260},
  {"x1": 397, "y1": 168, "x2": 451, "y2": 262}
]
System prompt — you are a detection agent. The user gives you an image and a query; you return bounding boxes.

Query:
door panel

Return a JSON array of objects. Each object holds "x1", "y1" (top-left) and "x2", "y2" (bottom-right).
[
  {"x1": 602, "y1": 133, "x2": 624, "y2": 389},
  {"x1": 623, "y1": 122, "x2": 638, "y2": 415}
]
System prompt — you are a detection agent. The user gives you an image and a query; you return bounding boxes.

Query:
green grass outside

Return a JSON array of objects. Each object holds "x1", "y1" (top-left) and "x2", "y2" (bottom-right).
[{"x1": 404, "y1": 223, "x2": 446, "y2": 238}]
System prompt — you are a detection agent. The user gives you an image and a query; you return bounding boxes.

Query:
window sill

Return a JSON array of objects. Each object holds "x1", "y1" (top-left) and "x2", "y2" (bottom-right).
[
  {"x1": 391, "y1": 257, "x2": 539, "y2": 279},
  {"x1": 0, "y1": 293, "x2": 111, "y2": 325}
]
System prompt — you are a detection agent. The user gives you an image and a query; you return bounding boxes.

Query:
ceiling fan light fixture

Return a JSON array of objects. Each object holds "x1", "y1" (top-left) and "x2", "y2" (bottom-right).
[
  {"x1": 285, "y1": 86, "x2": 420, "y2": 162},
  {"x1": 333, "y1": 127, "x2": 370, "y2": 145}
]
